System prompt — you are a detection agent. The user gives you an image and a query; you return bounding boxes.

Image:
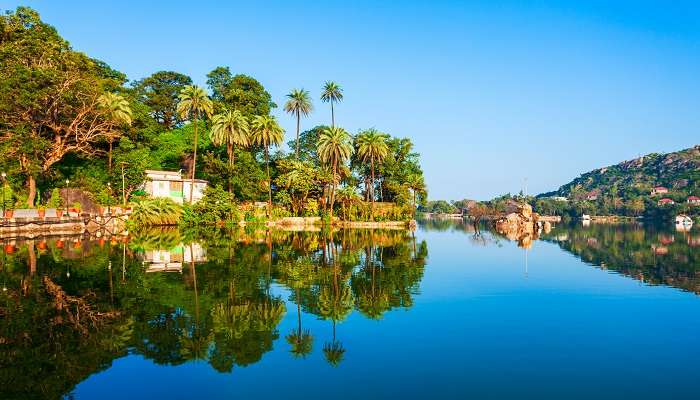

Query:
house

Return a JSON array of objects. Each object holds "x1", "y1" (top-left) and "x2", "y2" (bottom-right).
[
  {"x1": 651, "y1": 186, "x2": 668, "y2": 195},
  {"x1": 657, "y1": 198, "x2": 675, "y2": 206},
  {"x1": 585, "y1": 190, "x2": 599, "y2": 201},
  {"x1": 142, "y1": 170, "x2": 208, "y2": 204},
  {"x1": 687, "y1": 196, "x2": 700, "y2": 205},
  {"x1": 142, "y1": 242, "x2": 207, "y2": 273}
]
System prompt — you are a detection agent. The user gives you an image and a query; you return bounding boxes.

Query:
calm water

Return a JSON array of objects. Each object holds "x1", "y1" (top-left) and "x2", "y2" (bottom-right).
[{"x1": 1, "y1": 221, "x2": 699, "y2": 399}]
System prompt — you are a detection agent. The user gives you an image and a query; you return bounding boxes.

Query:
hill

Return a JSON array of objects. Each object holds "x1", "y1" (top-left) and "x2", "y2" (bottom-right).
[{"x1": 541, "y1": 145, "x2": 700, "y2": 201}]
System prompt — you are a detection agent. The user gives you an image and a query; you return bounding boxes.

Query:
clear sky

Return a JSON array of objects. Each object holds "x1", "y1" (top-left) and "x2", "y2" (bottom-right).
[{"x1": 5, "y1": 1, "x2": 699, "y2": 200}]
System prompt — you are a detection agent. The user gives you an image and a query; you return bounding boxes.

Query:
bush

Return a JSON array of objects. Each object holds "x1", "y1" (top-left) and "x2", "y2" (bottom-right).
[
  {"x1": 47, "y1": 188, "x2": 62, "y2": 208},
  {"x1": 130, "y1": 198, "x2": 182, "y2": 226},
  {"x1": 1, "y1": 185, "x2": 14, "y2": 210},
  {"x1": 180, "y1": 185, "x2": 239, "y2": 226}
]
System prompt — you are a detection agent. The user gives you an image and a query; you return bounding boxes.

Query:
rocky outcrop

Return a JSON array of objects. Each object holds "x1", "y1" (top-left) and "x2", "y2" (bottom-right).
[{"x1": 494, "y1": 203, "x2": 545, "y2": 248}]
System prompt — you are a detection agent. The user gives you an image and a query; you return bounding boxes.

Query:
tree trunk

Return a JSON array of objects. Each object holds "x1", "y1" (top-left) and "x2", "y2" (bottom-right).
[
  {"x1": 295, "y1": 111, "x2": 301, "y2": 159},
  {"x1": 266, "y1": 147, "x2": 272, "y2": 217},
  {"x1": 190, "y1": 115, "x2": 199, "y2": 203},
  {"x1": 227, "y1": 142, "x2": 234, "y2": 193},
  {"x1": 370, "y1": 155, "x2": 375, "y2": 220},
  {"x1": 331, "y1": 101, "x2": 335, "y2": 128},
  {"x1": 108, "y1": 139, "x2": 113, "y2": 174},
  {"x1": 27, "y1": 175, "x2": 37, "y2": 208},
  {"x1": 27, "y1": 240, "x2": 36, "y2": 275},
  {"x1": 329, "y1": 161, "x2": 337, "y2": 221},
  {"x1": 412, "y1": 189, "x2": 416, "y2": 218}
]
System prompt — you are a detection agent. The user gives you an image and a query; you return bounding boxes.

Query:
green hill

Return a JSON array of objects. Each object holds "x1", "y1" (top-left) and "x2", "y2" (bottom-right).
[{"x1": 542, "y1": 145, "x2": 700, "y2": 201}]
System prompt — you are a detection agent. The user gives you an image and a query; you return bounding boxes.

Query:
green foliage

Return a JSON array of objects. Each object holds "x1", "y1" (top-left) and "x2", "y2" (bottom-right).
[
  {"x1": 130, "y1": 198, "x2": 182, "y2": 226},
  {"x1": 180, "y1": 186, "x2": 240, "y2": 226},
  {"x1": 48, "y1": 188, "x2": 62, "y2": 208},
  {"x1": 0, "y1": 6, "x2": 427, "y2": 222},
  {"x1": 132, "y1": 70, "x2": 193, "y2": 128},
  {"x1": 1, "y1": 184, "x2": 15, "y2": 210}
]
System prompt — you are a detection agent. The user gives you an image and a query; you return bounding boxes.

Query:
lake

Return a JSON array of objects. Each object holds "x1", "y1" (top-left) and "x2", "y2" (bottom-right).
[{"x1": 1, "y1": 221, "x2": 699, "y2": 399}]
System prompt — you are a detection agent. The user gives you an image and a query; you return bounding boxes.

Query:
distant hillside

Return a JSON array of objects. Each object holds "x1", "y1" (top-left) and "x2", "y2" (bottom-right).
[{"x1": 541, "y1": 145, "x2": 700, "y2": 200}]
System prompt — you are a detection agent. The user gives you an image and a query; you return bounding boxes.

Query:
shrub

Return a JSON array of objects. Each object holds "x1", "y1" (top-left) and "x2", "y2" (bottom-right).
[
  {"x1": 130, "y1": 198, "x2": 182, "y2": 226},
  {"x1": 304, "y1": 199, "x2": 319, "y2": 217},
  {"x1": 180, "y1": 185, "x2": 239, "y2": 226},
  {"x1": 1, "y1": 185, "x2": 14, "y2": 210},
  {"x1": 47, "y1": 188, "x2": 62, "y2": 208}
]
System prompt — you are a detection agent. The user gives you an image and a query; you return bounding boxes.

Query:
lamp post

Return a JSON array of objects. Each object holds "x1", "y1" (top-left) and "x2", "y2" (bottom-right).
[
  {"x1": 64, "y1": 179, "x2": 70, "y2": 218},
  {"x1": 1, "y1": 172, "x2": 6, "y2": 221}
]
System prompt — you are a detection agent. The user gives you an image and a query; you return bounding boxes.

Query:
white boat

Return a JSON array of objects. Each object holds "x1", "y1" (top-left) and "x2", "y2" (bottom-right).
[{"x1": 581, "y1": 214, "x2": 591, "y2": 221}]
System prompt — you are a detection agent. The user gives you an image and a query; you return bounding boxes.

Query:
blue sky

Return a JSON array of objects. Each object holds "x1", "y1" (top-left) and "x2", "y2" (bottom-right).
[{"x1": 5, "y1": 1, "x2": 699, "y2": 200}]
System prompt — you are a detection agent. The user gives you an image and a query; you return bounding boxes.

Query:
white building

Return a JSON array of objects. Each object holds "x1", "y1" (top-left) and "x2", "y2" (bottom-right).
[
  {"x1": 142, "y1": 170, "x2": 208, "y2": 204},
  {"x1": 142, "y1": 242, "x2": 207, "y2": 273}
]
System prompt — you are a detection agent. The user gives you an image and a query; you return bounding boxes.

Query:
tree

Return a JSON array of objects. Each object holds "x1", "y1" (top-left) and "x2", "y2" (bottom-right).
[
  {"x1": 177, "y1": 85, "x2": 213, "y2": 203},
  {"x1": 283, "y1": 89, "x2": 313, "y2": 159},
  {"x1": 97, "y1": 92, "x2": 132, "y2": 173},
  {"x1": 133, "y1": 71, "x2": 193, "y2": 129},
  {"x1": 0, "y1": 7, "x2": 128, "y2": 206},
  {"x1": 320, "y1": 81, "x2": 343, "y2": 128},
  {"x1": 405, "y1": 173, "x2": 426, "y2": 219},
  {"x1": 206, "y1": 69, "x2": 275, "y2": 117},
  {"x1": 206, "y1": 66, "x2": 234, "y2": 103},
  {"x1": 317, "y1": 127, "x2": 353, "y2": 219},
  {"x1": 251, "y1": 115, "x2": 285, "y2": 216},
  {"x1": 210, "y1": 110, "x2": 250, "y2": 192},
  {"x1": 356, "y1": 129, "x2": 389, "y2": 215}
]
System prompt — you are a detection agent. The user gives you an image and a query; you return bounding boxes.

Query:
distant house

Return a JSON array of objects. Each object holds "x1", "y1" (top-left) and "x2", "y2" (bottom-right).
[
  {"x1": 142, "y1": 170, "x2": 208, "y2": 204},
  {"x1": 585, "y1": 189, "x2": 600, "y2": 201},
  {"x1": 657, "y1": 198, "x2": 675, "y2": 206},
  {"x1": 651, "y1": 186, "x2": 668, "y2": 195},
  {"x1": 688, "y1": 196, "x2": 700, "y2": 205}
]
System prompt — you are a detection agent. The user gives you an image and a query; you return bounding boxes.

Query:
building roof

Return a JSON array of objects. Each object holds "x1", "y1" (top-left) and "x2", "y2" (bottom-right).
[
  {"x1": 658, "y1": 198, "x2": 674, "y2": 203},
  {"x1": 144, "y1": 170, "x2": 208, "y2": 184},
  {"x1": 688, "y1": 196, "x2": 700, "y2": 201},
  {"x1": 653, "y1": 186, "x2": 668, "y2": 190}
]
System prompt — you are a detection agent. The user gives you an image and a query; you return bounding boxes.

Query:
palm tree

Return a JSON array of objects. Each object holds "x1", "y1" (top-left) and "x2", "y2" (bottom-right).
[
  {"x1": 98, "y1": 92, "x2": 132, "y2": 174},
  {"x1": 251, "y1": 115, "x2": 285, "y2": 217},
  {"x1": 210, "y1": 110, "x2": 250, "y2": 192},
  {"x1": 317, "y1": 127, "x2": 353, "y2": 220},
  {"x1": 320, "y1": 81, "x2": 343, "y2": 128},
  {"x1": 177, "y1": 85, "x2": 213, "y2": 203},
  {"x1": 284, "y1": 89, "x2": 313, "y2": 159},
  {"x1": 356, "y1": 129, "x2": 389, "y2": 216},
  {"x1": 406, "y1": 173, "x2": 426, "y2": 220}
]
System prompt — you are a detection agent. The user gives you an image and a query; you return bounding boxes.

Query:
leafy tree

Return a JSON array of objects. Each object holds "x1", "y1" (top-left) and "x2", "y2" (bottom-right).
[
  {"x1": 206, "y1": 68, "x2": 275, "y2": 117},
  {"x1": 0, "y1": 7, "x2": 127, "y2": 206},
  {"x1": 177, "y1": 85, "x2": 214, "y2": 202},
  {"x1": 284, "y1": 89, "x2": 313, "y2": 159},
  {"x1": 133, "y1": 71, "x2": 193, "y2": 129}
]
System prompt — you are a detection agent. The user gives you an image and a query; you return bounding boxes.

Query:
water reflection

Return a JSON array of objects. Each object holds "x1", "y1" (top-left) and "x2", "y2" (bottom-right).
[
  {"x1": 540, "y1": 223, "x2": 700, "y2": 294},
  {"x1": 0, "y1": 228, "x2": 427, "y2": 398}
]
